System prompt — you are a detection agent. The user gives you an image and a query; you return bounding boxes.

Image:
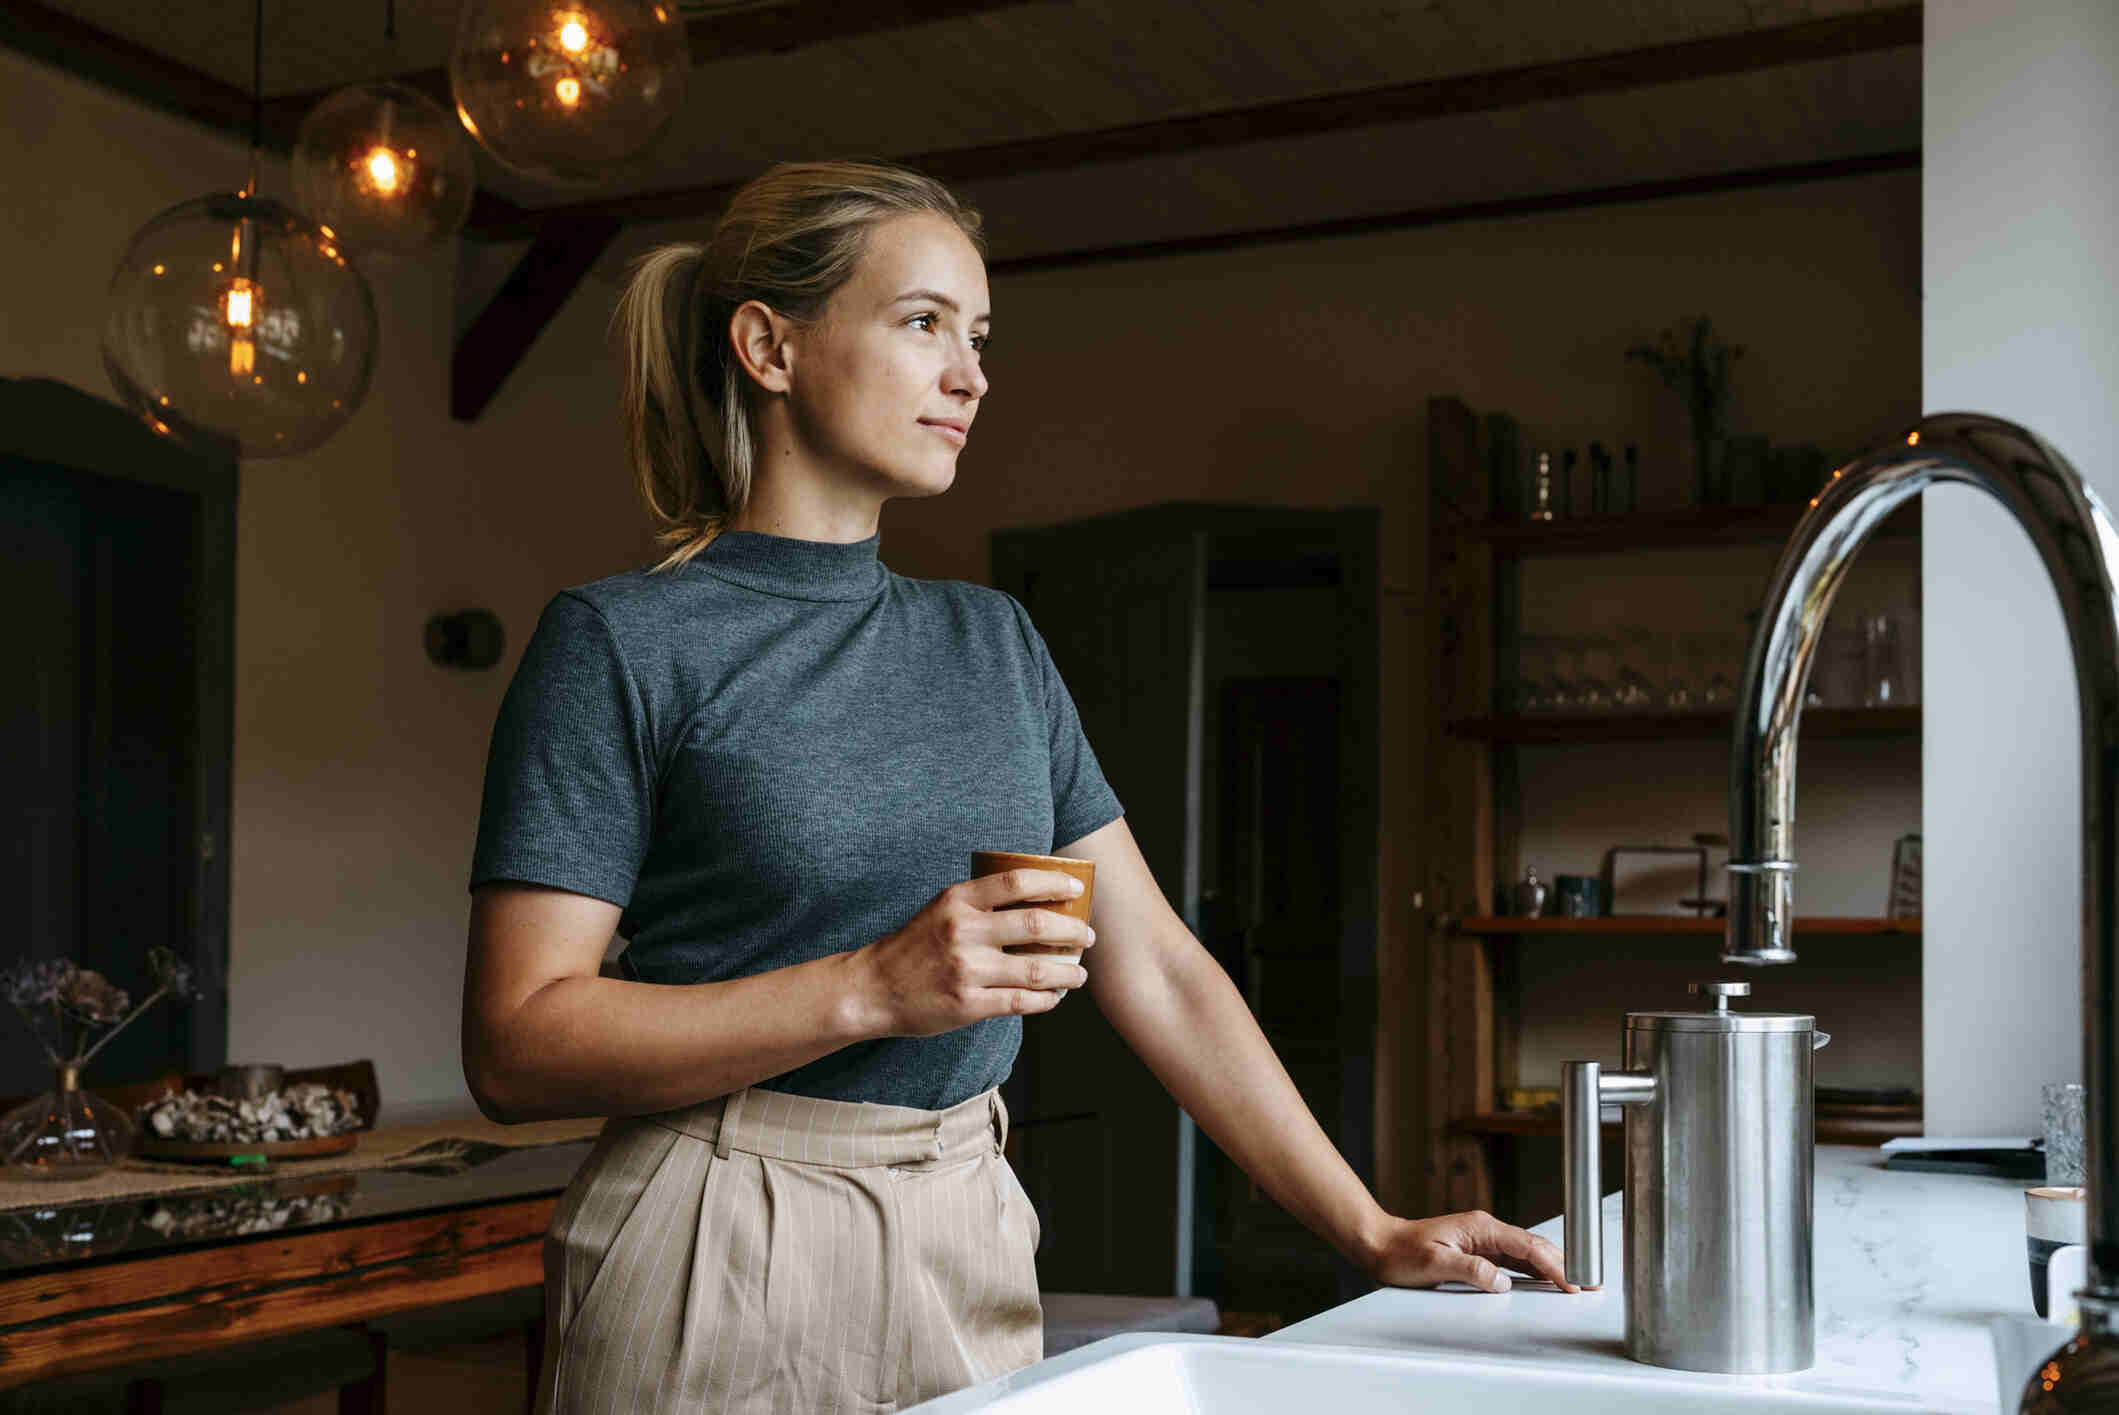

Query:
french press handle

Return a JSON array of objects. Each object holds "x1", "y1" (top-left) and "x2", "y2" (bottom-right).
[{"x1": 1562, "y1": 1061, "x2": 1656, "y2": 1290}]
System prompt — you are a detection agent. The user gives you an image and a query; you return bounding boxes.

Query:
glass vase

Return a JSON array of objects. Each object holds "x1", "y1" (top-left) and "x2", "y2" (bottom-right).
[{"x1": 0, "y1": 1065, "x2": 137, "y2": 1180}]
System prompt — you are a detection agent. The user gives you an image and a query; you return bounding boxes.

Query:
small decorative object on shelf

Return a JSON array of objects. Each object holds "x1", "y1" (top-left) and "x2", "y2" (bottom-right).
[
  {"x1": 1589, "y1": 442, "x2": 1614, "y2": 514},
  {"x1": 1887, "y1": 833, "x2": 1922, "y2": 918},
  {"x1": 1623, "y1": 444, "x2": 1640, "y2": 512},
  {"x1": 1553, "y1": 874, "x2": 1606, "y2": 918},
  {"x1": 1559, "y1": 448, "x2": 1578, "y2": 518},
  {"x1": 1512, "y1": 867, "x2": 1550, "y2": 918},
  {"x1": 1530, "y1": 452, "x2": 1556, "y2": 522},
  {"x1": 1627, "y1": 316, "x2": 1745, "y2": 509},
  {"x1": 1488, "y1": 412, "x2": 1523, "y2": 519},
  {"x1": 0, "y1": 948, "x2": 198, "y2": 1180}
]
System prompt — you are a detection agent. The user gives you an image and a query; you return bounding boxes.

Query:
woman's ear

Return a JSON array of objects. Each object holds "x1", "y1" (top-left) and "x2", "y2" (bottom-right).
[{"x1": 728, "y1": 300, "x2": 797, "y2": 395}]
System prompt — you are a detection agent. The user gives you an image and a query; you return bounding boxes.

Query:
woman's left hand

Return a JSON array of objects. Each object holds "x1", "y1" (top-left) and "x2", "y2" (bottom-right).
[{"x1": 1362, "y1": 1209, "x2": 1579, "y2": 1294}]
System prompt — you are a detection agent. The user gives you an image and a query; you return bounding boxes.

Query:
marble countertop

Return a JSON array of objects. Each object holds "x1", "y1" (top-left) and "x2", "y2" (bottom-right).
[{"x1": 1263, "y1": 1145, "x2": 2028, "y2": 1411}]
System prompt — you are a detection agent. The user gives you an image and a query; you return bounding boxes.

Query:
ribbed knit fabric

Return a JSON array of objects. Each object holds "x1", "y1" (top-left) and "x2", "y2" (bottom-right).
[{"x1": 469, "y1": 529, "x2": 1122, "y2": 1110}]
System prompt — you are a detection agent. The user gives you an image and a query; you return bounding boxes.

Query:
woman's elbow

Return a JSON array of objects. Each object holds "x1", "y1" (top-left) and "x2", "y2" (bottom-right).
[{"x1": 462, "y1": 1019, "x2": 528, "y2": 1125}]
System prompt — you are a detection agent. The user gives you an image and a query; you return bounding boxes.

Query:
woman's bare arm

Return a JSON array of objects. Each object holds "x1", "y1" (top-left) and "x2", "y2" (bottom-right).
[
  {"x1": 462, "y1": 870, "x2": 1094, "y2": 1124},
  {"x1": 463, "y1": 882, "x2": 879, "y2": 1123}
]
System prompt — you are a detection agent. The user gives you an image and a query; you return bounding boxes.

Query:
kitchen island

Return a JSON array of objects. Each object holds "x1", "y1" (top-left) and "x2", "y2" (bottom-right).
[{"x1": 917, "y1": 1145, "x2": 2038, "y2": 1411}]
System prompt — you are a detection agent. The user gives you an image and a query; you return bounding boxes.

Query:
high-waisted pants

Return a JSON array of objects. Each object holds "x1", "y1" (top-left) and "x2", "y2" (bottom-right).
[{"x1": 532, "y1": 1084, "x2": 1042, "y2": 1414}]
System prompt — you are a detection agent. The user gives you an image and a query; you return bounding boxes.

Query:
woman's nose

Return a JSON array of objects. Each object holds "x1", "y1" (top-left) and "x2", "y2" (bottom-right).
[{"x1": 948, "y1": 344, "x2": 988, "y2": 400}]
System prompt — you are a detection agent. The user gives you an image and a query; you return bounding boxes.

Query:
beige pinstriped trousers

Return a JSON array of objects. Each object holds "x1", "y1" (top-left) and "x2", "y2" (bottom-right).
[{"x1": 532, "y1": 1084, "x2": 1043, "y2": 1414}]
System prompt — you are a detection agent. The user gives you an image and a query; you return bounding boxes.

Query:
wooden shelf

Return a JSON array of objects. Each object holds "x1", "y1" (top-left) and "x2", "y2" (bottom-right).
[
  {"x1": 1446, "y1": 706, "x2": 1920, "y2": 743},
  {"x1": 1453, "y1": 1108, "x2": 1921, "y2": 1145},
  {"x1": 1465, "y1": 501, "x2": 1919, "y2": 559},
  {"x1": 1454, "y1": 915, "x2": 1920, "y2": 937}
]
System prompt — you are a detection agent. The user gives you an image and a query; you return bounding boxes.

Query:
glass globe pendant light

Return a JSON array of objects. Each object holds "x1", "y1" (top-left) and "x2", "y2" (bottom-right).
[
  {"x1": 102, "y1": 0, "x2": 377, "y2": 457},
  {"x1": 292, "y1": 81, "x2": 474, "y2": 263},
  {"x1": 449, "y1": 0, "x2": 690, "y2": 187}
]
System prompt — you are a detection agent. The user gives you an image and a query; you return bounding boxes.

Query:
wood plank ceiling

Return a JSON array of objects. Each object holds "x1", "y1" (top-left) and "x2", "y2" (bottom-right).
[
  {"x1": 18, "y1": 0, "x2": 1921, "y2": 260},
  {"x1": 8, "y1": 0, "x2": 1921, "y2": 412}
]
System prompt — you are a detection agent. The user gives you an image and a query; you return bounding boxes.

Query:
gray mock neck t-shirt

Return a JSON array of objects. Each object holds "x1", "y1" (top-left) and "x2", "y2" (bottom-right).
[{"x1": 469, "y1": 529, "x2": 1123, "y2": 1112}]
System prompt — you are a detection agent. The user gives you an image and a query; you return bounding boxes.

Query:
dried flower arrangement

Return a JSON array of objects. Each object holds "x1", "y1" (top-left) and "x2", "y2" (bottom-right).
[
  {"x1": 1, "y1": 947, "x2": 197, "y2": 1075},
  {"x1": 0, "y1": 947, "x2": 201, "y2": 1177},
  {"x1": 1627, "y1": 315, "x2": 1746, "y2": 506}
]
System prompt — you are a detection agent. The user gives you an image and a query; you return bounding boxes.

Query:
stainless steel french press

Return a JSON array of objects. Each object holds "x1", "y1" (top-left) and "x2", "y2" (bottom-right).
[{"x1": 1563, "y1": 981, "x2": 1830, "y2": 1374}]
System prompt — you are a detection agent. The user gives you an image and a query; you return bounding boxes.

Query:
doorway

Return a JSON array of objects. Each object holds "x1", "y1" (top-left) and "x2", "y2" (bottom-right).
[
  {"x1": 0, "y1": 378, "x2": 233, "y2": 1097},
  {"x1": 992, "y1": 504, "x2": 1379, "y2": 1324}
]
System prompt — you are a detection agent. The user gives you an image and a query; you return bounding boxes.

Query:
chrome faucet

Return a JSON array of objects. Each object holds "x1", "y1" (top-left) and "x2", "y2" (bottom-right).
[{"x1": 1724, "y1": 412, "x2": 2119, "y2": 1407}]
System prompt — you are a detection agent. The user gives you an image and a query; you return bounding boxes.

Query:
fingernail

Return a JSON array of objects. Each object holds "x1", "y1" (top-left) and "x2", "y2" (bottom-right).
[
  {"x1": 1086, "y1": 926, "x2": 1097, "y2": 942},
  {"x1": 1491, "y1": 1273, "x2": 1512, "y2": 1293},
  {"x1": 1068, "y1": 879, "x2": 1084, "y2": 895}
]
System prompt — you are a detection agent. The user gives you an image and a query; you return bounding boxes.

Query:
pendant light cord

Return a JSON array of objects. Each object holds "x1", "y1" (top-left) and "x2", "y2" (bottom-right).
[{"x1": 246, "y1": 0, "x2": 263, "y2": 198}]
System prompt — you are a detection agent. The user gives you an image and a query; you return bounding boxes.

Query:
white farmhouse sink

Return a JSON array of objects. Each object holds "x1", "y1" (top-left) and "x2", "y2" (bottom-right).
[{"x1": 907, "y1": 1334, "x2": 1940, "y2": 1413}]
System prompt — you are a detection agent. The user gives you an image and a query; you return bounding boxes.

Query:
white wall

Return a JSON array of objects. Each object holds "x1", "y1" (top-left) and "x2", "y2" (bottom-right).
[{"x1": 1923, "y1": 1, "x2": 2119, "y2": 1134}]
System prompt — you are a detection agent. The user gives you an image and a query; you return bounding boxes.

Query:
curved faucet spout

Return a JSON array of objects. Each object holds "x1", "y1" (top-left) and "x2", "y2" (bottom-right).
[{"x1": 1726, "y1": 411, "x2": 2119, "y2": 1291}]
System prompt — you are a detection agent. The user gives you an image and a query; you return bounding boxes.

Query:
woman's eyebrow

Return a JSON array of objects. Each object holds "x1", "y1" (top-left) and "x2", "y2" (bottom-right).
[{"x1": 888, "y1": 288, "x2": 991, "y2": 324}]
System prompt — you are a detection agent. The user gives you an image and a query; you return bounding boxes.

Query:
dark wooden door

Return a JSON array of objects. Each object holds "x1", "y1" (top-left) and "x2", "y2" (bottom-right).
[
  {"x1": 1198, "y1": 674, "x2": 1354, "y2": 1315},
  {"x1": 993, "y1": 519, "x2": 1208, "y2": 1298},
  {"x1": 993, "y1": 504, "x2": 1381, "y2": 1316},
  {"x1": 1, "y1": 378, "x2": 233, "y2": 1098}
]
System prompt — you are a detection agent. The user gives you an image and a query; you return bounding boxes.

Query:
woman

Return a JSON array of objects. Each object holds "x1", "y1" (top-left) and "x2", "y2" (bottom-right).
[{"x1": 464, "y1": 159, "x2": 1573, "y2": 1415}]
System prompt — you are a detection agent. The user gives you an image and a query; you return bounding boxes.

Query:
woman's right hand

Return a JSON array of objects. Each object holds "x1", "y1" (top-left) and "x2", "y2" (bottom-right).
[{"x1": 860, "y1": 870, "x2": 1097, "y2": 1037}]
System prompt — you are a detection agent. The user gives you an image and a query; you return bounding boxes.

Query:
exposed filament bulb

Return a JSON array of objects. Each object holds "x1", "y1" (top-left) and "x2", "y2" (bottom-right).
[{"x1": 226, "y1": 277, "x2": 258, "y2": 376}]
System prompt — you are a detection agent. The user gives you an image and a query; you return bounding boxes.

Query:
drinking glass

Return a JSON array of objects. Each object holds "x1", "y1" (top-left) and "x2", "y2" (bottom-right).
[
  {"x1": 1863, "y1": 613, "x2": 1908, "y2": 707},
  {"x1": 1615, "y1": 627, "x2": 1661, "y2": 710},
  {"x1": 1662, "y1": 630, "x2": 1695, "y2": 709},
  {"x1": 1576, "y1": 636, "x2": 1617, "y2": 712},
  {"x1": 1807, "y1": 624, "x2": 1865, "y2": 708}
]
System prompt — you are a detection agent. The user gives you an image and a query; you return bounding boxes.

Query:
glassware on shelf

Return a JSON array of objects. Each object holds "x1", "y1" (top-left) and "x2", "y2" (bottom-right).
[
  {"x1": 1863, "y1": 612, "x2": 1912, "y2": 707},
  {"x1": 1806, "y1": 623, "x2": 1866, "y2": 708},
  {"x1": 1515, "y1": 635, "x2": 1556, "y2": 712},
  {"x1": 1576, "y1": 636, "x2": 1618, "y2": 712},
  {"x1": 1701, "y1": 631, "x2": 1743, "y2": 708},
  {"x1": 1615, "y1": 627, "x2": 1664, "y2": 710},
  {"x1": 1662, "y1": 629, "x2": 1696, "y2": 710},
  {"x1": 1546, "y1": 638, "x2": 1585, "y2": 712}
]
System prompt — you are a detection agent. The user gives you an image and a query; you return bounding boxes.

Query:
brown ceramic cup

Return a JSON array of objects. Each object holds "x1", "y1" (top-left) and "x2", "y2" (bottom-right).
[{"x1": 970, "y1": 850, "x2": 1095, "y2": 957}]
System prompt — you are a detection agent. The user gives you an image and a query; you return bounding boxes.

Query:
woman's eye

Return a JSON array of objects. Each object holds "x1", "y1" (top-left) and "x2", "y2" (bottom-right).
[{"x1": 911, "y1": 313, "x2": 988, "y2": 353}]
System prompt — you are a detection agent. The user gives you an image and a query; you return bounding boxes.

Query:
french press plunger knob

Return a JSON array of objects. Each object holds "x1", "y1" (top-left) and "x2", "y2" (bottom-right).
[{"x1": 1689, "y1": 981, "x2": 1751, "y2": 1013}]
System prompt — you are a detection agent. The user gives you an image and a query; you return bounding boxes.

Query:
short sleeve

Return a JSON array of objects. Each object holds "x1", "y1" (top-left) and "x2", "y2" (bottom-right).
[
  {"x1": 468, "y1": 592, "x2": 655, "y2": 907},
  {"x1": 1009, "y1": 597, "x2": 1124, "y2": 850}
]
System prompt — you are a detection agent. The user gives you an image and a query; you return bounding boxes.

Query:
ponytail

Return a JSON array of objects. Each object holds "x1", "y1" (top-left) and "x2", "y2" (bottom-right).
[{"x1": 612, "y1": 160, "x2": 985, "y2": 572}]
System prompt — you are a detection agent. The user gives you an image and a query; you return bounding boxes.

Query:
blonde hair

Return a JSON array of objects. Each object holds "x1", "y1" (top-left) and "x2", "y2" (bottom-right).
[{"x1": 612, "y1": 159, "x2": 986, "y2": 572}]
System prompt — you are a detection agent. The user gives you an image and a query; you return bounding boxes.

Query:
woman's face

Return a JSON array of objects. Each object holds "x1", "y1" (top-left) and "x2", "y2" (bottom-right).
[{"x1": 783, "y1": 212, "x2": 991, "y2": 500}]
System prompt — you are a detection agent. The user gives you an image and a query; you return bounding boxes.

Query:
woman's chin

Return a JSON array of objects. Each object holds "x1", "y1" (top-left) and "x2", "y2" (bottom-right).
[{"x1": 897, "y1": 462, "x2": 957, "y2": 498}]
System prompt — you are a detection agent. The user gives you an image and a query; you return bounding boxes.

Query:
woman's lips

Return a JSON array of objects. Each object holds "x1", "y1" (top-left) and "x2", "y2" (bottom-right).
[{"x1": 921, "y1": 421, "x2": 967, "y2": 446}]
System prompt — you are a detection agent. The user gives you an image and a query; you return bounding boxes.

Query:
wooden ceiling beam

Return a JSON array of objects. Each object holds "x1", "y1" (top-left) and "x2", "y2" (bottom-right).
[
  {"x1": 451, "y1": 209, "x2": 624, "y2": 421},
  {"x1": 463, "y1": 3, "x2": 1924, "y2": 240},
  {"x1": 982, "y1": 149, "x2": 1924, "y2": 278}
]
